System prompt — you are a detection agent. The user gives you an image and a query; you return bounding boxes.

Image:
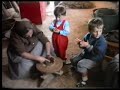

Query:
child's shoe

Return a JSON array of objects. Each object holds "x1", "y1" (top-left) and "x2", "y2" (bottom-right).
[
  {"x1": 63, "y1": 60, "x2": 71, "y2": 65},
  {"x1": 76, "y1": 80, "x2": 87, "y2": 87}
]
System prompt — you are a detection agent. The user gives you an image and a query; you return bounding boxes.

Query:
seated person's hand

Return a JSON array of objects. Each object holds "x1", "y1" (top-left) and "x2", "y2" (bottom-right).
[
  {"x1": 79, "y1": 41, "x2": 89, "y2": 48},
  {"x1": 46, "y1": 55, "x2": 54, "y2": 63},
  {"x1": 37, "y1": 56, "x2": 50, "y2": 63},
  {"x1": 75, "y1": 38, "x2": 82, "y2": 44}
]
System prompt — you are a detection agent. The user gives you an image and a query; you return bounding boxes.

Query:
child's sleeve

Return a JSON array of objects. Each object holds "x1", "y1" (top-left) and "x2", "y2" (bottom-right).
[
  {"x1": 49, "y1": 21, "x2": 55, "y2": 31},
  {"x1": 86, "y1": 37, "x2": 107, "y2": 62},
  {"x1": 60, "y1": 21, "x2": 70, "y2": 36},
  {"x1": 83, "y1": 33, "x2": 90, "y2": 41}
]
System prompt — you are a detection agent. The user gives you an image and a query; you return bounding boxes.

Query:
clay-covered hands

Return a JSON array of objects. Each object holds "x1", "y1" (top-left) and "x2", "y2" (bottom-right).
[
  {"x1": 46, "y1": 55, "x2": 54, "y2": 63},
  {"x1": 37, "y1": 56, "x2": 50, "y2": 63}
]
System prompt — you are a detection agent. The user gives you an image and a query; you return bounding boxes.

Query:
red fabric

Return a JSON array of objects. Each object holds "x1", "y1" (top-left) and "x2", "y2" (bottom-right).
[
  {"x1": 19, "y1": 2, "x2": 46, "y2": 25},
  {"x1": 52, "y1": 20, "x2": 68, "y2": 60}
]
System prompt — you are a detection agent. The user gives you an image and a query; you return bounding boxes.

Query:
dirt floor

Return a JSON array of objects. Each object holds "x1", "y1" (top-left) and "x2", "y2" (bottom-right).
[{"x1": 2, "y1": 1, "x2": 117, "y2": 89}]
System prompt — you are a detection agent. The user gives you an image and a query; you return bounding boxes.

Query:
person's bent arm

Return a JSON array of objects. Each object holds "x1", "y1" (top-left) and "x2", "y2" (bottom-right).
[
  {"x1": 49, "y1": 22, "x2": 55, "y2": 32},
  {"x1": 46, "y1": 42, "x2": 51, "y2": 56},
  {"x1": 21, "y1": 52, "x2": 49, "y2": 63}
]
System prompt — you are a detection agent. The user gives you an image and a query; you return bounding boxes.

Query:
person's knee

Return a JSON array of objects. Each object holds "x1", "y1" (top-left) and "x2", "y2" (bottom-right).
[
  {"x1": 77, "y1": 61, "x2": 88, "y2": 73},
  {"x1": 77, "y1": 67, "x2": 87, "y2": 74},
  {"x1": 77, "y1": 60, "x2": 85, "y2": 67}
]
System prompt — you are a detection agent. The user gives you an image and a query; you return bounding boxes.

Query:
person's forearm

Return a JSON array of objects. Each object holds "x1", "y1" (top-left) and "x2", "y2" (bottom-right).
[
  {"x1": 60, "y1": 30, "x2": 70, "y2": 36},
  {"x1": 49, "y1": 24, "x2": 55, "y2": 32},
  {"x1": 21, "y1": 52, "x2": 41, "y2": 62},
  {"x1": 46, "y1": 42, "x2": 51, "y2": 56}
]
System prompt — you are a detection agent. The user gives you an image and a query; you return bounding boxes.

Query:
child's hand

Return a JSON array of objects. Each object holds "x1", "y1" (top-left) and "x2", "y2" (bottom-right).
[
  {"x1": 54, "y1": 28, "x2": 60, "y2": 34},
  {"x1": 75, "y1": 38, "x2": 82, "y2": 44},
  {"x1": 80, "y1": 41, "x2": 89, "y2": 48}
]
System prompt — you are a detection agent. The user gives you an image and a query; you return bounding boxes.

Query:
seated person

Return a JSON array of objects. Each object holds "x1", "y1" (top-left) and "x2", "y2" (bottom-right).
[
  {"x1": 70, "y1": 17, "x2": 107, "y2": 87},
  {"x1": 7, "y1": 18, "x2": 54, "y2": 79}
]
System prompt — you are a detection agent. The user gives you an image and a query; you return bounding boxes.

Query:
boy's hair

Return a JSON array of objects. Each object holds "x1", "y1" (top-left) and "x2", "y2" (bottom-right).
[
  {"x1": 54, "y1": 5, "x2": 66, "y2": 19},
  {"x1": 88, "y1": 18, "x2": 104, "y2": 32}
]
